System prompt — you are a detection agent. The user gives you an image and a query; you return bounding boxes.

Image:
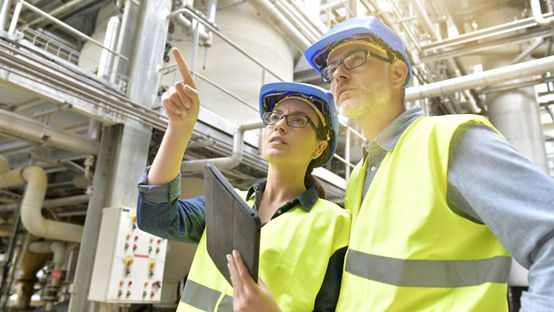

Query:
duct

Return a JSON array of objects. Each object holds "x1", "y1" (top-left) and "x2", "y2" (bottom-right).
[
  {"x1": 181, "y1": 120, "x2": 263, "y2": 172},
  {"x1": 531, "y1": 0, "x2": 554, "y2": 26},
  {"x1": 0, "y1": 159, "x2": 84, "y2": 242},
  {"x1": 0, "y1": 194, "x2": 90, "y2": 213},
  {"x1": 246, "y1": 0, "x2": 311, "y2": 51},
  {"x1": 0, "y1": 109, "x2": 99, "y2": 156},
  {"x1": 406, "y1": 55, "x2": 554, "y2": 101}
]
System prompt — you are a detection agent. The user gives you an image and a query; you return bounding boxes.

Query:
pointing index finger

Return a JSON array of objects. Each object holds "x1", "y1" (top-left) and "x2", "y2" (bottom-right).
[{"x1": 172, "y1": 48, "x2": 197, "y2": 89}]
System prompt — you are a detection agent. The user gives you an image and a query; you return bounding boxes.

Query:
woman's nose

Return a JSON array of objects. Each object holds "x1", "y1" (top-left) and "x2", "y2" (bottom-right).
[{"x1": 274, "y1": 115, "x2": 288, "y2": 131}]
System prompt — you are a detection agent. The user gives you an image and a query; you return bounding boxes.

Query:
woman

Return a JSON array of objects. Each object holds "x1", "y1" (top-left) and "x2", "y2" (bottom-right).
[{"x1": 136, "y1": 49, "x2": 350, "y2": 311}]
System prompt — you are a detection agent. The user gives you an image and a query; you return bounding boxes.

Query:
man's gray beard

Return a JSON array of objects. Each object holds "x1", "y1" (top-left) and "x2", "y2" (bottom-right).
[{"x1": 339, "y1": 79, "x2": 392, "y2": 120}]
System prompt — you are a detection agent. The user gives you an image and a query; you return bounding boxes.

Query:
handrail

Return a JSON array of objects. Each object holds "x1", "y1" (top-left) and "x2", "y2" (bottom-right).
[{"x1": 168, "y1": 5, "x2": 286, "y2": 82}]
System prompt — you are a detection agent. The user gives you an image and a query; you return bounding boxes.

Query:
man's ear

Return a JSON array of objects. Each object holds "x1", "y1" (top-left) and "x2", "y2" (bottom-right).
[{"x1": 390, "y1": 60, "x2": 408, "y2": 89}]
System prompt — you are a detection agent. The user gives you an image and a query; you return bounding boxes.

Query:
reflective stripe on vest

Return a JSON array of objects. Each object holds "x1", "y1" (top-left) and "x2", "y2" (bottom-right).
[
  {"x1": 180, "y1": 279, "x2": 233, "y2": 312},
  {"x1": 345, "y1": 249, "x2": 511, "y2": 287}
]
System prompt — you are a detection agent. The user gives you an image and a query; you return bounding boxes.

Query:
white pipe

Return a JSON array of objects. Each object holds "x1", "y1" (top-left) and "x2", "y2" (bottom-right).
[
  {"x1": 273, "y1": 0, "x2": 320, "y2": 42},
  {"x1": 413, "y1": 0, "x2": 437, "y2": 40},
  {"x1": 246, "y1": 0, "x2": 311, "y2": 51},
  {"x1": 289, "y1": 0, "x2": 327, "y2": 35},
  {"x1": 406, "y1": 55, "x2": 554, "y2": 101},
  {"x1": 0, "y1": 109, "x2": 99, "y2": 156},
  {"x1": 28, "y1": 241, "x2": 66, "y2": 269},
  {"x1": 531, "y1": 0, "x2": 554, "y2": 26},
  {"x1": 181, "y1": 121, "x2": 264, "y2": 171},
  {"x1": 173, "y1": 13, "x2": 210, "y2": 42},
  {"x1": 0, "y1": 165, "x2": 84, "y2": 242}
]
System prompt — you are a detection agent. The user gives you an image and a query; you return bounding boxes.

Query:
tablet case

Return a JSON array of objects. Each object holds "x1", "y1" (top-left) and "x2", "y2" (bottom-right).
[{"x1": 204, "y1": 163, "x2": 261, "y2": 285}]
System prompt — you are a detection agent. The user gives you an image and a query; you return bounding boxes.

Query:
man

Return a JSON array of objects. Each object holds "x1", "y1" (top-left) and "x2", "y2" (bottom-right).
[{"x1": 228, "y1": 17, "x2": 554, "y2": 311}]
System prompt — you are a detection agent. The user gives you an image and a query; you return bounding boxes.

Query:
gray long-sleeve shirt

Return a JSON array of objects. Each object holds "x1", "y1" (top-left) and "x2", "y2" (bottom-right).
[{"x1": 362, "y1": 107, "x2": 554, "y2": 312}]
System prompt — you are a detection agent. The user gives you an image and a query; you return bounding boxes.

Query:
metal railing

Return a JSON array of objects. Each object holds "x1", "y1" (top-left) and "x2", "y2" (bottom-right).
[{"x1": 5, "y1": 0, "x2": 130, "y2": 92}]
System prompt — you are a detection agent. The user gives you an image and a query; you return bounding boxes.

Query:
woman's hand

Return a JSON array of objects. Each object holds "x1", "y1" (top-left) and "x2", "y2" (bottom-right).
[
  {"x1": 161, "y1": 48, "x2": 199, "y2": 127},
  {"x1": 227, "y1": 250, "x2": 282, "y2": 312}
]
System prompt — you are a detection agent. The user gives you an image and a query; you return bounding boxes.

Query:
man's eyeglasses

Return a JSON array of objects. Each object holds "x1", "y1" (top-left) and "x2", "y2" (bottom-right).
[
  {"x1": 322, "y1": 49, "x2": 393, "y2": 82},
  {"x1": 262, "y1": 111, "x2": 324, "y2": 138}
]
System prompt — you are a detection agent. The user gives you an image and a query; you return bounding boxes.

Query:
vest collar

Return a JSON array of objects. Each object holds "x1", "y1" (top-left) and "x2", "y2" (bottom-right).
[{"x1": 246, "y1": 179, "x2": 318, "y2": 213}]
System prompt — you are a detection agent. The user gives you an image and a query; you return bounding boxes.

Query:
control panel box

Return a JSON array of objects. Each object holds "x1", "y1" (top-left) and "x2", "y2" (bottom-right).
[{"x1": 88, "y1": 207, "x2": 168, "y2": 303}]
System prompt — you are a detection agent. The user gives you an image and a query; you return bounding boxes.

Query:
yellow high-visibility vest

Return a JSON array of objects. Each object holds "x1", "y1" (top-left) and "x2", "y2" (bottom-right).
[
  {"x1": 337, "y1": 115, "x2": 511, "y2": 312},
  {"x1": 178, "y1": 190, "x2": 350, "y2": 312}
]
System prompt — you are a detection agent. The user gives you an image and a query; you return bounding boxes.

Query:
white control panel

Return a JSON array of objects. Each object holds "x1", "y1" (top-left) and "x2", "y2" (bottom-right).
[{"x1": 88, "y1": 207, "x2": 167, "y2": 303}]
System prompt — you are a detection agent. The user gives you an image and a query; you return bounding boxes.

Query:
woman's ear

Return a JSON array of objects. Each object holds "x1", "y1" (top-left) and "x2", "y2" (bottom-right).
[
  {"x1": 313, "y1": 140, "x2": 329, "y2": 159},
  {"x1": 390, "y1": 60, "x2": 408, "y2": 89}
]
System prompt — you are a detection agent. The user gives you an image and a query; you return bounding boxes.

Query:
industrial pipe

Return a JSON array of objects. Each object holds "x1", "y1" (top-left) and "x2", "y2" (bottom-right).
[
  {"x1": 406, "y1": 55, "x2": 554, "y2": 101},
  {"x1": 0, "y1": 194, "x2": 90, "y2": 213},
  {"x1": 246, "y1": 0, "x2": 311, "y2": 51},
  {"x1": 28, "y1": 241, "x2": 67, "y2": 270},
  {"x1": 0, "y1": 157, "x2": 84, "y2": 242},
  {"x1": 0, "y1": 109, "x2": 99, "y2": 156},
  {"x1": 173, "y1": 13, "x2": 211, "y2": 42},
  {"x1": 531, "y1": 0, "x2": 554, "y2": 26},
  {"x1": 181, "y1": 120, "x2": 263, "y2": 171}
]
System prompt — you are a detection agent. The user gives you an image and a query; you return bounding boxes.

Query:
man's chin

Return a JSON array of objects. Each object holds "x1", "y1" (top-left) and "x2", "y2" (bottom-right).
[{"x1": 338, "y1": 99, "x2": 363, "y2": 119}]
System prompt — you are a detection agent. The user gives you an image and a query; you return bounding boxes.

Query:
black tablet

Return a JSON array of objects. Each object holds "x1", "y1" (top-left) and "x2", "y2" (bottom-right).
[{"x1": 204, "y1": 163, "x2": 261, "y2": 285}]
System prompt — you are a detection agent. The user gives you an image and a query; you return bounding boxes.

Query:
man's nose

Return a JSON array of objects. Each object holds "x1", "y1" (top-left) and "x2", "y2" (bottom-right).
[{"x1": 332, "y1": 63, "x2": 349, "y2": 81}]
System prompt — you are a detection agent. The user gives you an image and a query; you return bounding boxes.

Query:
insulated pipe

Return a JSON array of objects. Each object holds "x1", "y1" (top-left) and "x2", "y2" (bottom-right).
[
  {"x1": 246, "y1": 0, "x2": 311, "y2": 51},
  {"x1": 181, "y1": 120, "x2": 264, "y2": 171},
  {"x1": 0, "y1": 109, "x2": 99, "y2": 156},
  {"x1": 406, "y1": 55, "x2": 554, "y2": 101},
  {"x1": 0, "y1": 165, "x2": 84, "y2": 242},
  {"x1": 531, "y1": 0, "x2": 554, "y2": 26},
  {"x1": 28, "y1": 241, "x2": 66, "y2": 269}
]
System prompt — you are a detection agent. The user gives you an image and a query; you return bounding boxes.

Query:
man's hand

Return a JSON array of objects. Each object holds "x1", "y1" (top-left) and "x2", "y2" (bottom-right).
[
  {"x1": 161, "y1": 48, "x2": 199, "y2": 126},
  {"x1": 227, "y1": 250, "x2": 282, "y2": 312}
]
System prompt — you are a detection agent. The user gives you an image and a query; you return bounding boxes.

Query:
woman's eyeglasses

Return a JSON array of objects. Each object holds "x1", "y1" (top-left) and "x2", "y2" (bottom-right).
[{"x1": 262, "y1": 111, "x2": 324, "y2": 139}]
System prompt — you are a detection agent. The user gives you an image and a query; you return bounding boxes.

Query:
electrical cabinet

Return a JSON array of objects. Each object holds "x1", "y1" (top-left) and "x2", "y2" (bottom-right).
[{"x1": 88, "y1": 207, "x2": 167, "y2": 303}]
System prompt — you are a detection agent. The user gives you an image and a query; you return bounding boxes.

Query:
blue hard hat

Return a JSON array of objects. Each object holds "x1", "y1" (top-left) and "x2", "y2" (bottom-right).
[
  {"x1": 304, "y1": 16, "x2": 412, "y2": 86},
  {"x1": 259, "y1": 82, "x2": 338, "y2": 167}
]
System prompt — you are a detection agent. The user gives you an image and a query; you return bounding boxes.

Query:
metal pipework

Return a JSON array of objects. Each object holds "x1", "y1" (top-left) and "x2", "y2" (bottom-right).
[
  {"x1": 0, "y1": 159, "x2": 84, "y2": 242},
  {"x1": 406, "y1": 55, "x2": 554, "y2": 101},
  {"x1": 531, "y1": 0, "x2": 554, "y2": 26},
  {"x1": 246, "y1": 0, "x2": 311, "y2": 51},
  {"x1": 0, "y1": 109, "x2": 99, "y2": 156},
  {"x1": 181, "y1": 120, "x2": 264, "y2": 171}
]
